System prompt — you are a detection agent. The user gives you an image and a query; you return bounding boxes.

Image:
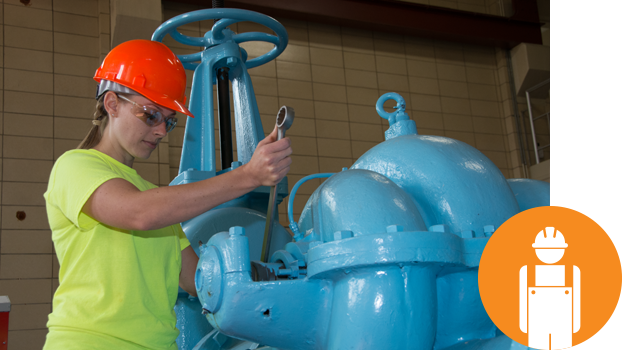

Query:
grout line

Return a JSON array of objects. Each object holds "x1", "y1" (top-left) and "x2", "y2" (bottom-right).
[
  {"x1": 3, "y1": 90, "x2": 95, "y2": 100},
  {"x1": 461, "y1": 44, "x2": 477, "y2": 146},
  {"x1": 432, "y1": 42, "x2": 449, "y2": 136},
  {"x1": 0, "y1": 278, "x2": 56, "y2": 282},
  {"x1": 6, "y1": 303, "x2": 53, "y2": 308},
  {"x1": 3, "y1": 2, "x2": 100, "y2": 19},
  {"x1": 304, "y1": 21, "x2": 321, "y2": 177},
  {"x1": 0, "y1": 203, "x2": 48, "y2": 207},
  {"x1": 0, "y1": 228, "x2": 51, "y2": 232},
  {"x1": 253, "y1": 73, "x2": 500, "y2": 91},
  {"x1": 1, "y1": 136, "x2": 86, "y2": 142},
  {"x1": 4, "y1": 23, "x2": 99, "y2": 37},
  {"x1": 2, "y1": 70, "x2": 94, "y2": 81},
  {"x1": 51, "y1": 0, "x2": 56, "y2": 299},
  {"x1": 0, "y1": 252, "x2": 56, "y2": 256},
  {"x1": 3, "y1": 69, "x2": 95, "y2": 82},
  {"x1": 2, "y1": 43, "x2": 99, "y2": 58},
  {"x1": 1, "y1": 0, "x2": 4, "y2": 276}
]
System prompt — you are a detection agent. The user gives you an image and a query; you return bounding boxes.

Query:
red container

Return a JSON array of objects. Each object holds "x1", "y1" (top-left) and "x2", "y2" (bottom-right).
[{"x1": 0, "y1": 296, "x2": 10, "y2": 350}]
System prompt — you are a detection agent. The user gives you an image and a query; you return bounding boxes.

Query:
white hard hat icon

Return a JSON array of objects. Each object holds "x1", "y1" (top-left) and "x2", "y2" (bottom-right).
[{"x1": 532, "y1": 227, "x2": 568, "y2": 248}]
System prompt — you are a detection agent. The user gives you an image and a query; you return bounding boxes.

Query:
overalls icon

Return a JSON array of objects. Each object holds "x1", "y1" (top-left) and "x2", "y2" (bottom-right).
[{"x1": 520, "y1": 227, "x2": 580, "y2": 350}]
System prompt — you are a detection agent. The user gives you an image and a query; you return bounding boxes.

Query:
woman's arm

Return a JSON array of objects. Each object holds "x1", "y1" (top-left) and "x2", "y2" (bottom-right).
[
  {"x1": 82, "y1": 127, "x2": 292, "y2": 231},
  {"x1": 180, "y1": 245, "x2": 199, "y2": 296}
]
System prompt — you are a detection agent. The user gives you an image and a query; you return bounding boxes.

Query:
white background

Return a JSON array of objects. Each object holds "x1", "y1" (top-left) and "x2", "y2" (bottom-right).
[{"x1": 550, "y1": 0, "x2": 625, "y2": 348}]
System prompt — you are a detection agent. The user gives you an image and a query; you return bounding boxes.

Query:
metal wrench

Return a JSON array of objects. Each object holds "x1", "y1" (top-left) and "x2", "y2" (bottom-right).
[{"x1": 260, "y1": 106, "x2": 294, "y2": 263}]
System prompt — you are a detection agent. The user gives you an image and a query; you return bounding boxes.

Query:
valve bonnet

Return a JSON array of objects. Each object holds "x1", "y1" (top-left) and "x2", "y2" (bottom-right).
[{"x1": 94, "y1": 39, "x2": 194, "y2": 118}]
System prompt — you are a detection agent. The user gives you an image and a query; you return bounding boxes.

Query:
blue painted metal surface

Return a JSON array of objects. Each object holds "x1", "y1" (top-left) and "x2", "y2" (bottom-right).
[
  {"x1": 347, "y1": 93, "x2": 521, "y2": 237},
  {"x1": 507, "y1": 179, "x2": 550, "y2": 211},
  {"x1": 349, "y1": 134, "x2": 520, "y2": 235},
  {"x1": 175, "y1": 294, "x2": 213, "y2": 350},
  {"x1": 151, "y1": 9, "x2": 292, "y2": 349},
  {"x1": 298, "y1": 169, "x2": 428, "y2": 243},
  {"x1": 192, "y1": 91, "x2": 547, "y2": 349},
  {"x1": 287, "y1": 173, "x2": 335, "y2": 239},
  {"x1": 152, "y1": 8, "x2": 288, "y2": 185},
  {"x1": 154, "y1": 9, "x2": 549, "y2": 349}
]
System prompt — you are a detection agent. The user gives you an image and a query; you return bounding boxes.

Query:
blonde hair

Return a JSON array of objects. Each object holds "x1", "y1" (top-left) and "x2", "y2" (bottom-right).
[{"x1": 77, "y1": 95, "x2": 110, "y2": 149}]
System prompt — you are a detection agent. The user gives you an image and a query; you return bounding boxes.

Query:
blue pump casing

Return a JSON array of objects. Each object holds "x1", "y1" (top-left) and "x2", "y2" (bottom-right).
[
  {"x1": 193, "y1": 92, "x2": 548, "y2": 349},
  {"x1": 153, "y1": 10, "x2": 549, "y2": 350}
]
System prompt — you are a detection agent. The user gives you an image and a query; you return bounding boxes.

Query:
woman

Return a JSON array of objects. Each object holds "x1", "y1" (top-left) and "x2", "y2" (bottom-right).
[{"x1": 43, "y1": 40, "x2": 292, "y2": 349}]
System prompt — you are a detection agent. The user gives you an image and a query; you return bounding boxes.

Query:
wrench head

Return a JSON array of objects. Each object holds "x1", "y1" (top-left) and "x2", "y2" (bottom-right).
[{"x1": 276, "y1": 106, "x2": 294, "y2": 131}]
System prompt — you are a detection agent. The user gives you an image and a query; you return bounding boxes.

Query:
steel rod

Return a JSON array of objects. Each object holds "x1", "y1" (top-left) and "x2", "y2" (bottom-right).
[
  {"x1": 533, "y1": 112, "x2": 550, "y2": 121},
  {"x1": 261, "y1": 189, "x2": 277, "y2": 262},
  {"x1": 525, "y1": 79, "x2": 550, "y2": 165},
  {"x1": 537, "y1": 144, "x2": 550, "y2": 151},
  {"x1": 506, "y1": 50, "x2": 529, "y2": 178},
  {"x1": 525, "y1": 90, "x2": 540, "y2": 165},
  {"x1": 216, "y1": 67, "x2": 234, "y2": 170}
]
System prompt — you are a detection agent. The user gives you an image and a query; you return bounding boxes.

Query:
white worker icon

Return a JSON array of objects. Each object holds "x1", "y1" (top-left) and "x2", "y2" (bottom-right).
[{"x1": 520, "y1": 227, "x2": 580, "y2": 350}]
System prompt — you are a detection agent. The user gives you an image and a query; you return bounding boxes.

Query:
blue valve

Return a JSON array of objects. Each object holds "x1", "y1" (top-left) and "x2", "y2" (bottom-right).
[{"x1": 152, "y1": 8, "x2": 288, "y2": 70}]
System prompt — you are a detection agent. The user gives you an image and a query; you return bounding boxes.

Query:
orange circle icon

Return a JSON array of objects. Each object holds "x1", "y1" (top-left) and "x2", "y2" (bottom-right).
[{"x1": 479, "y1": 206, "x2": 621, "y2": 349}]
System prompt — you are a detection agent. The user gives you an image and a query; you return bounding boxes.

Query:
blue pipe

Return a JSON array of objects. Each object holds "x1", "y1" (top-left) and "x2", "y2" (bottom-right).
[{"x1": 288, "y1": 173, "x2": 335, "y2": 239}]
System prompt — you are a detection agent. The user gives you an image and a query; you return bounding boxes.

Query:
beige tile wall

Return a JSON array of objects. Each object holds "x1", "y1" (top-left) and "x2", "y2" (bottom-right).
[
  {"x1": 494, "y1": 49, "x2": 549, "y2": 177},
  {"x1": 0, "y1": 1, "x2": 119, "y2": 349},
  {"x1": 0, "y1": 1, "x2": 528, "y2": 348}
]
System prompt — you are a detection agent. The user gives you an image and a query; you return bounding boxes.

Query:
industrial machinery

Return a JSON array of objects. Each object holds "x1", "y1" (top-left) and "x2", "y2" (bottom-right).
[{"x1": 153, "y1": 8, "x2": 548, "y2": 350}]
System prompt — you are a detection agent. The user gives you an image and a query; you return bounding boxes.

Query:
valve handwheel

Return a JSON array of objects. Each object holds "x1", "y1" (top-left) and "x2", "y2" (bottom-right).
[{"x1": 152, "y1": 8, "x2": 289, "y2": 70}]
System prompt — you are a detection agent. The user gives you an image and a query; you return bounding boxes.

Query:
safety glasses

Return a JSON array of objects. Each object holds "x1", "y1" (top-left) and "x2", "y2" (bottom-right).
[{"x1": 117, "y1": 94, "x2": 178, "y2": 133}]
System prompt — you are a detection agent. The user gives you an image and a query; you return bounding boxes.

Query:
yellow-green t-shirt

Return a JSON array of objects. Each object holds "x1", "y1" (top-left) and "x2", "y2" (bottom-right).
[{"x1": 43, "y1": 149, "x2": 190, "y2": 350}]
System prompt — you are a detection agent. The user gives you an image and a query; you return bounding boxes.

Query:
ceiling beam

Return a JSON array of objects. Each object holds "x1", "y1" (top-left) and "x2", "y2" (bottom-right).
[{"x1": 166, "y1": 0, "x2": 543, "y2": 48}]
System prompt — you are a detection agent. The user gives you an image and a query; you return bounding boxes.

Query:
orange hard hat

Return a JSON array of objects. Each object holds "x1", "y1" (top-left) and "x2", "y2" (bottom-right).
[{"x1": 94, "y1": 39, "x2": 194, "y2": 118}]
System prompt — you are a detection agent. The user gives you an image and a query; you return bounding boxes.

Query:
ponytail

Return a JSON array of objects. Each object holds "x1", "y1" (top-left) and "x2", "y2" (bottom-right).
[{"x1": 77, "y1": 95, "x2": 109, "y2": 149}]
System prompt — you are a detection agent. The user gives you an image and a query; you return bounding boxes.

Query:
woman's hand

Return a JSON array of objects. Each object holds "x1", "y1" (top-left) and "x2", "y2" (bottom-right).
[{"x1": 242, "y1": 126, "x2": 293, "y2": 187}]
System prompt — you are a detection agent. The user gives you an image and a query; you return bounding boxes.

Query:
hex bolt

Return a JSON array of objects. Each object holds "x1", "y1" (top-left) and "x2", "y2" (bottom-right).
[
  {"x1": 428, "y1": 224, "x2": 448, "y2": 233},
  {"x1": 227, "y1": 57, "x2": 237, "y2": 67},
  {"x1": 386, "y1": 225, "x2": 404, "y2": 233},
  {"x1": 461, "y1": 230, "x2": 475, "y2": 239},
  {"x1": 333, "y1": 230, "x2": 353, "y2": 241},
  {"x1": 229, "y1": 226, "x2": 245, "y2": 236},
  {"x1": 483, "y1": 225, "x2": 495, "y2": 237}
]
